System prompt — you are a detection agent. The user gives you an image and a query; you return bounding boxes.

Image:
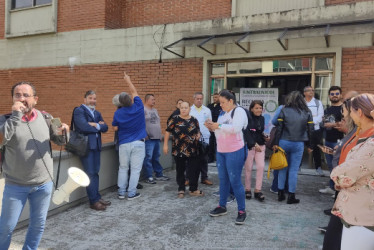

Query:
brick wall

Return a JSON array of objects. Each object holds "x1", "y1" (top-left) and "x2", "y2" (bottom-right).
[
  {"x1": 0, "y1": 58, "x2": 203, "y2": 144},
  {"x1": 341, "y1": 47, "x2": 374, "y2": 93},
  {"x1": 122, "y1": 0, "x2": 232, "y2": 28},
  {"x1": 105, "y1": 0, "x2": 123, "y2": 29},
  {"x1": 325, "y1": 0, "x2": 370, "y2": 5},
  {"x1": 57, "y1": 0, "x2": 106, "y2": 32},
  {"x1": 0, "y1": 0, "x2": 5, "y2": 39}
]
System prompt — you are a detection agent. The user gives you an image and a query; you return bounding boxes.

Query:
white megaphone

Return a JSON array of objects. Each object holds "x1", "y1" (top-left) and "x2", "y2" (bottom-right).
[{"x1": 52, "y1": 167, "x2": 90, "y2": 205}]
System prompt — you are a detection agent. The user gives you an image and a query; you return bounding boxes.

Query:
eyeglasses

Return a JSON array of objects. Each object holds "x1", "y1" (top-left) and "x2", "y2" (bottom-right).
[
  {"x1": 330, "y1": 93, "x2": 340, "y2": 96},
  {"x1": 13, "y1": 93, "x2": 34, "y2": 99}
]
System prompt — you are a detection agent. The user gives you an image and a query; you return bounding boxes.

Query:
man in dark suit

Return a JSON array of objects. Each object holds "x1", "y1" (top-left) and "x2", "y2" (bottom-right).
[{"x1": 73, "y1": 90, "x2": 109, "y2": 211}]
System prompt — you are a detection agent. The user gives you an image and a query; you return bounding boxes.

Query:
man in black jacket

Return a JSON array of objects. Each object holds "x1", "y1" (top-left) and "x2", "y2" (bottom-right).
[{"x1": 207, "y1": 93, "x2": 221, "y2": 163}]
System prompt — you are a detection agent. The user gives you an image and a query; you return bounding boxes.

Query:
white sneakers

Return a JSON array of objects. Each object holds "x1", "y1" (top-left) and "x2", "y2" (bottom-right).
[
  {"x1": 319, "y1": 186, "x2": 335, "y2": 195},
  {"x1": 316, "y1": 167, "x2": 325, "y2": 176}
]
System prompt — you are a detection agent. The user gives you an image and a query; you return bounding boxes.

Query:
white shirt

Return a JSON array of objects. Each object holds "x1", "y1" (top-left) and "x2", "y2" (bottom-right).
[
  {"x1": 305, "y1": 97, "x2": 324, "y2": 130},
  {"x1": 189, "y1": 104, "x2": 212, "y2": 142}
]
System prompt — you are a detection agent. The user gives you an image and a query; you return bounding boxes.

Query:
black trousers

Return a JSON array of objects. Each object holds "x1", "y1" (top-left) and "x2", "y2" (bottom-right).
[
  {"x1": 197, "y1": 145, "x2": 209, "y2": 181},
  {"x1": 323, "y1": 214, "x2": 343, "y2": 250},
  {"x1": 175, "y1": 156, "x2": 200, "y2": 192},
  {"x1": 208, "y1": 132, "x2": 217, "y2": 162},
  {"x1": 311, "y1": 129, "x2": 323, "y2": 169}
]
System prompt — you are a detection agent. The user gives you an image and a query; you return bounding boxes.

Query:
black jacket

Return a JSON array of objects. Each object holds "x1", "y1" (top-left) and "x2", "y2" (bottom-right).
[
  {"x1": 247, "y1": 113, "x2": 265, "y2": 147},
  {"x1": 274, "y1": 107, "x2": 314, "y2": 148}
]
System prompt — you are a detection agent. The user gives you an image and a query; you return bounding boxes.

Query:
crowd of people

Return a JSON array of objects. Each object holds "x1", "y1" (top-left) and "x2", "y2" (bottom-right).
[{"x1": 1, "y1": 72, "x2": 374, "y2": 249}]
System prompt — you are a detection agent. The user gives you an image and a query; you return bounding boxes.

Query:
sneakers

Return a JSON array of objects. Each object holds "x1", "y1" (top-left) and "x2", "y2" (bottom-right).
[
  {"x1": 118, "y1": 194, "x2": 125, "y2": 200},
  {"x1": 137, "y1": 183, "x2": 143, "y2": 189},
  {"x1": 209, "y1": 206, "x2": 227, "y2": 217},
  {"x1": 235, "y1": 211, "x2": 247, "y2": 225},
  {"x1": 212, "y1": 191, "x2": 220, "y2": 197},
  {"x1": 318, "y1": 226, "x2": 327, "y2": 233},
  {"x1": 316, "y1": 167, "x2": 325, "y2": 176},
  {"x1": 145, "y1": 178, "x2": 157, "y2": 184},
  {"x1": 227, "y1": 194, "x2": 236, "y2": 204},
  {"x1": 269, "y1": 188, "x2": 278, "y2": 194},
  {"x1": 324, "y1": 208, "x2": 332, "y2": 216},
  {"x1": 319, "y1": 187, "x2": 335, "y2": 195},
  {"x1": 155, "y1": 175, "x2": 170, "y2": 181},
  {"x1": 127, "y1": 193, "x2": 141, "y2": 200}
]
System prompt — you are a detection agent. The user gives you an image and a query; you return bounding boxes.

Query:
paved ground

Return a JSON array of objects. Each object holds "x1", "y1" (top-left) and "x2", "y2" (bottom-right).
[{"x1": 10, "y1": 164, "x2": 333, "y2": 250}]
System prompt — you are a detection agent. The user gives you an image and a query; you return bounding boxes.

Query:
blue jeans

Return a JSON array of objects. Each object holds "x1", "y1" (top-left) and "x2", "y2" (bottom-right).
[
  {"x1": 0, "y1": 181, "x2": 53, "y2": 250},
  {"x1": 216, "y1": 146, "x2": 247, "y2": 211},
  {"x1": 278, "y1": 140, "x2": 304, "y2": 193},
  {"x1": 118, "y1": 141, "x2": 145, "y2": 197},
  {"x1": 80, "y1": 149, "x2": 101, "y2": 204},
  {"x1": 143, "y1": 139, "x2": 164, "y2": 178},
  {"x1": 325, "y1": 140, "x2": 337, "y2": 190}
]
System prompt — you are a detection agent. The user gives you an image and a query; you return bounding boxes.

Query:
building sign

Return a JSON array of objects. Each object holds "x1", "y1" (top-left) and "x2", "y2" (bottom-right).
[{"x1": 240, "y1": 88, "x2": 278, "y2": 133}]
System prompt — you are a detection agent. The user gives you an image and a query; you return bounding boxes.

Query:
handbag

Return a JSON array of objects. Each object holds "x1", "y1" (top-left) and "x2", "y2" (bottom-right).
[
  {"x1": 65, "y1": 107, "x2": 88, "y2": 157},
  {"x1": 198, "y1": 137, "x2": 209, "y2": 156},
  {"x1": 267, "y1": 146, "x2": 288, "y2": 178}
]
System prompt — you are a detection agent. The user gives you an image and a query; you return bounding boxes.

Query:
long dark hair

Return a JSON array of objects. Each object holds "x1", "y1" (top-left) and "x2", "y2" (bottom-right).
[
  {"x1": 219, "y1": 89, "x2": 236, "y2": 103},
  {"x1": 285, "y1": 91, "x2": 309, "y2": 113}
]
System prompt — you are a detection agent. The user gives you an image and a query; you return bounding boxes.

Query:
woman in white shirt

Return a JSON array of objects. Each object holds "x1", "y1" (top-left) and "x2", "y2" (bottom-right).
[{"x1": 205, "y1": 90, "x2": 248, "y2": 225}]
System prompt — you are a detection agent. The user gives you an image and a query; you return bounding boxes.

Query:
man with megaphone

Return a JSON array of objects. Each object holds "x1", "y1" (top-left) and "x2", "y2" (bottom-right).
[{"x1": 0, "y1": 82, "x2": 69, "y2": 250}]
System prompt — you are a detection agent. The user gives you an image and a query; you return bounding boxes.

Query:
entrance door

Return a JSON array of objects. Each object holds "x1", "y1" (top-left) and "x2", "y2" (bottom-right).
[{"x1": 227, "y1": 75, "x2": 311, "y2": 105}]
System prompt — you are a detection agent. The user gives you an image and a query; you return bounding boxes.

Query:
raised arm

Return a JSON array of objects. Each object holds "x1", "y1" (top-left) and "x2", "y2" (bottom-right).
[{"x1": 124, "y1": 72, "x2": 138, "y2": 99}]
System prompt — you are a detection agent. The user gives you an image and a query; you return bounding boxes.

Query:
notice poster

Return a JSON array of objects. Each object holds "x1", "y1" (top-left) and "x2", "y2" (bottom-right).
[{"x1": 240, "y1": 88, "x2": 278, "y2": 133}]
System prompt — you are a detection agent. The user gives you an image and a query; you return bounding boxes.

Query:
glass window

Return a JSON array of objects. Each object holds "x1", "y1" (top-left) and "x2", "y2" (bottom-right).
[
  {"x1": 12, "y1": 0, "x2": 51, "y2": 9},
  {"x1": 315, "y1": 57, "x2": 333, "y2": 71},
  {"x1": 211, "y1": 63, "x2": 225, "y2": 75},
  {"x1": 315, "y1": 74, "x2": 333, "y2": 106},
  {"x1": 273, "y1": 58, "x2": 311, "y2": 72},
  {"x1": 228, "y1": 62, "x2": 262, "y2": 74},
  {"x1": 211, "y1": 78, "x2": 224, "y2": 95}
]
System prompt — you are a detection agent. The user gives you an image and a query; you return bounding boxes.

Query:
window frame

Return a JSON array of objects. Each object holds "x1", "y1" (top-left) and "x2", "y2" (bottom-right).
[{"x1": 11, "y1": 0, "x2": 52, "y2": 10}]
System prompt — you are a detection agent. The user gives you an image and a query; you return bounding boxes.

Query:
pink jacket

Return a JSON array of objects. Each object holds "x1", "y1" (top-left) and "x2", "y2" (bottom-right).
[{"x1": 331, "y1": 137, "x2": 374, "y2": 227}]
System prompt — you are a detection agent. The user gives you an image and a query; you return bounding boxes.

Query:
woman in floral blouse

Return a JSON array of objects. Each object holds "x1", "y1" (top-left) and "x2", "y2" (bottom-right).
[
  {"x1": 163, "y1": 102, "x2": 203, "y2": 198},
  {"x1": 330, "y1": 93, "x2": 374, "y2": 250}
]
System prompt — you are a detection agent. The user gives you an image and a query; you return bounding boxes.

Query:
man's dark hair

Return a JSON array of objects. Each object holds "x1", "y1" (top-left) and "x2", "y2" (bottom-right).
[
  {"x1": 11, "y1": 82, "x2": 37, "y2": 96},
  {"x1": 84, "y1": 90, "x2": 96, "y2": 98},
  {"x1": 145, "y1": 94, "x2": 154, "y2": 102},
  {"x1": 119, "y1": 92, "x2": 132, "y2": 107},
  {"x1": 176, "y1": 99, "x2": 183, "y2": 104},
  {"x1": 328, "y1": 86, "x2": 342, "y2": 95}
]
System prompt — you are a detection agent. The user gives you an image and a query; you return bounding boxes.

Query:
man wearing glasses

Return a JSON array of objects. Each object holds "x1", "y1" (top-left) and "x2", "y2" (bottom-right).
[
  {"x1": 304, "y1": 86, "x2": 325, "y2": 176},
  {"x1": 318, "y1": 86, "x2": 344, "y2": 195},
  {"x1": 0, "y1": 82, "x2": 69, "y2": 249}
]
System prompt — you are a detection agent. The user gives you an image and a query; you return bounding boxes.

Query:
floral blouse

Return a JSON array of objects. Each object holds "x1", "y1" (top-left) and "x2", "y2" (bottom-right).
[
  {"x1": 166, "y1": 115, "x2": 200, "y2": 158},
  {"x1": 331, "y1": 135, "x2": 374, "y2": 227}
]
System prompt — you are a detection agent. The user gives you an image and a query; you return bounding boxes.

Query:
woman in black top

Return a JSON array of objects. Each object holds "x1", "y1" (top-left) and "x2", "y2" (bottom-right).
[
  {"x1": 244, "y1": 100, "x2": 267, "y2": 201},
  {"x1": 163, "y1": 101, "x2": 203, "y2": 198}
]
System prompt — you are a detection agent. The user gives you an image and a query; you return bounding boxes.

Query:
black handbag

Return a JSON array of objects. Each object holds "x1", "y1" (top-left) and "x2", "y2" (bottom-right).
[
  {"x1": 198, "y1": 137, "x2": 209, "y2": 156},
  {"x1": 65, "y1": 107, "x2": 88, "y2": 157}
]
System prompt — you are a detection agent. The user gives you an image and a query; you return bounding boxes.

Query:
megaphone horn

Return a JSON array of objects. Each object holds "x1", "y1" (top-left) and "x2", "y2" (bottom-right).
[{"x1": 52, "y1": 167, "x2": 90, "y2": 205}]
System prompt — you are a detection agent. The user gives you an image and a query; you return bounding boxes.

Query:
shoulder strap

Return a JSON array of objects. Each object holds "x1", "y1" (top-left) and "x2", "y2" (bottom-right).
[
  {"x1": 230, "y1": 107, "x2": 237, "y2": 119},
  {"x1": 70, "y1": 107, "x2": 79, "y2": 131},
  {"x1": 314, "y1": 99, "x2": 320, "y2": 112}
]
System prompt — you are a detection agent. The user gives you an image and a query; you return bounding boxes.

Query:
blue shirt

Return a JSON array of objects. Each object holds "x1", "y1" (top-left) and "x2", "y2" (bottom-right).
[{"x1": 112, "y1": 96, "x2": 147, "y2": 144}]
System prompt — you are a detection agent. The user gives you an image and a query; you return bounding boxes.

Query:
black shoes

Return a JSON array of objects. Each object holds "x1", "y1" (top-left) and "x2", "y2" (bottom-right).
[
  {"x1": 324, "y1": 208, "x2": 332, "y2": 216},
  {"x1": 235, "y1": 211, "x2": 247, "y2": 225},
  {"x1": 209, "y1": 206, "x2": 227, "y2": 217},
  {"x1": 287, "y1": 193, "x2": 300, "y2": 204},
  {"x1": 278, "y1": 190, "x2": 285, "y2": 201}
]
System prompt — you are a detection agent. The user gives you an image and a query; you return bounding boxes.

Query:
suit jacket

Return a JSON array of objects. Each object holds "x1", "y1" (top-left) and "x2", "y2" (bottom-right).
[{"x1": 73, "y1": 105, "x2": 108, "y2": 151}]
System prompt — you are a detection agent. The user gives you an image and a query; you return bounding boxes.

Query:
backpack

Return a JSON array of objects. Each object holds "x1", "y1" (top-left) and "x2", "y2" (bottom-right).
[{"x1": 230, "y1": 106, "x2": 253, "y2": 148}]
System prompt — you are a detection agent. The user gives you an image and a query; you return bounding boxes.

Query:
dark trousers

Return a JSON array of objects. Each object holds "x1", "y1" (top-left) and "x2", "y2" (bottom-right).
[
  {"x1": 175, "y1": 156, "x2": 200, "y2": 192},
  {"x1": 311, "y1": 129, "x2": 323, "y2": 169},
  {"x1": 198, "y1": 145, "x2": 209, "y2": 181},
  {"x1": 323, "y1": 214, "x2": 343, "y2": 250},
  {"x1": 80, "y1": 149, "x2": 101, "y2": 204},
  {"x1": 208, "y1": 132, "x2": 217, "y2": 162}
]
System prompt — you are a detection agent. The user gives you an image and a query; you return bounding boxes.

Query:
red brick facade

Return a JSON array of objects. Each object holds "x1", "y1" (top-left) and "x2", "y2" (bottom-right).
[
  {"x1": 325, "y1": 0, "x2": 370, "y2": 5},
  {"x1": 105, "y1": 0, "x2": 123, "y2": 29},
  {"x1": 0, "y1": 58, "x2": 203, "y2": 143},
  {"x1": 0, "y1": 0, "x2": 5, "y2": 39},
  {"x1": 122, "y1": 0, "x2": 232, "y2": 28},
  {"x1": 341, "y1": 47, "x2": 374, "y2": 93}
]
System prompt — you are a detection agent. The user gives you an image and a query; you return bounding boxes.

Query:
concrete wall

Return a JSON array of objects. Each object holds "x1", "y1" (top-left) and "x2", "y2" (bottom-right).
[{"x1": 0, "y1": 141, "x2": 174, "y2": 225}]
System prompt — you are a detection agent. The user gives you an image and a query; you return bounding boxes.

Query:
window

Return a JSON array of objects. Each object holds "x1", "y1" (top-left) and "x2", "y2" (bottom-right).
[{"x1": 11, "y1": 0, "x2": 52, "y2": 9}]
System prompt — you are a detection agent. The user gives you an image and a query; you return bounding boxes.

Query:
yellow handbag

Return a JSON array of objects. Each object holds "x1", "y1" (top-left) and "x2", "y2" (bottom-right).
[{"x1": 267, "y1": 146, "x2": 288, "y2": 179}]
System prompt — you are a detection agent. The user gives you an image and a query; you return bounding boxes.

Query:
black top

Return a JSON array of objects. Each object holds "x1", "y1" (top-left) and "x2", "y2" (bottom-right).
[
  {"x1": 247, "y1": 113, "x2": 265, "y2": 146},
  {"x1": 166, "y1": 115, "x2": 200, "y2": 158},
  {"x1": 324, "y1": 105, "x2": 344, "y2": 143},
  {"x1": 167, "y1": 109, "x2": 180, "y2": 125},
  {"x1": 207, "y1": 103, "x2": 222, "y2": 122}
]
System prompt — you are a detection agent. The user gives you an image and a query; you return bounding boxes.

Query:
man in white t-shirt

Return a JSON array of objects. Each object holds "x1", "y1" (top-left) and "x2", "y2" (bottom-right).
[
  {"x1": 304, "y1": 86, "x2": 325, "y2": 176},
  {"x1": 190, "y1": 92, "x2": 213, "y2": 185}
]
